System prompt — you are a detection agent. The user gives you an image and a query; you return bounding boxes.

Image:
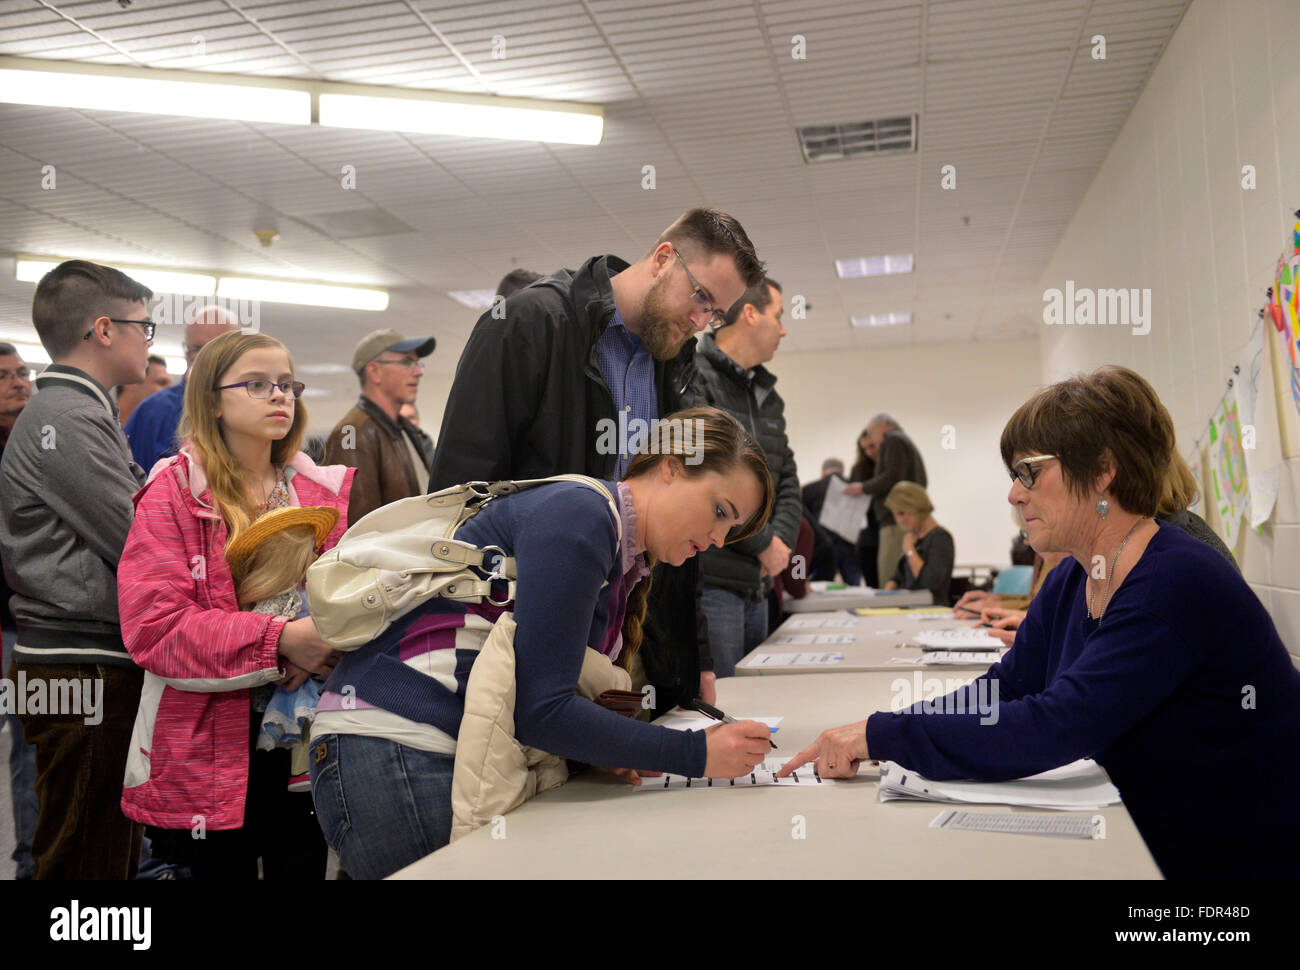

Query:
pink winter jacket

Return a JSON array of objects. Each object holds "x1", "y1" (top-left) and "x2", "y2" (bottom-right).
[{"x1": 118, "y1": 447, "x2": 354, "y2": 830}]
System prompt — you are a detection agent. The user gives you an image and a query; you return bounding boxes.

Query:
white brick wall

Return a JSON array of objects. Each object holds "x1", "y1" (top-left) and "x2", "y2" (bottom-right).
[{"x1": 1039, "y1": 0, "x2": 1300, "y2": 663}]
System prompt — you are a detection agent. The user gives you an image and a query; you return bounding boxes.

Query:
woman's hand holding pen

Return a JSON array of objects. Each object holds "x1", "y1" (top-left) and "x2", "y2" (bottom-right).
[
  {"x1": 953, "y1": 589, "x2": 1000, "y2": 618},
  {"x1": 704, "y1": 721, "x2": 776, "y2": 778},
  {"x1": 776, "y1": 721, "x2": 870, "y2": 779},
  {"x1": 976, "y1": 605, "x2": 1026, "y2": 647}
]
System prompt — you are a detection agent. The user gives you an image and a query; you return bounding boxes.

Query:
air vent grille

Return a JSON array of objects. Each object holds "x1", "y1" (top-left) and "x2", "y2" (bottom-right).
[{"x1": 797, "y1": 115, "x2": 917, "y2": 162}]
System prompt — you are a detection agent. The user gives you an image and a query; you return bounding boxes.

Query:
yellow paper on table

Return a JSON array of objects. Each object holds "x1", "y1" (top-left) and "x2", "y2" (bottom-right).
[{"x1": 855, "y1": 607, "x2": 951, "y2": 617}]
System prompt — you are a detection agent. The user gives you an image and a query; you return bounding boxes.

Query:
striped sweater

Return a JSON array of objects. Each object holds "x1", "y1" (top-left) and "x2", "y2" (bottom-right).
[{"x1": 317, "y1": 481, "x2": 708, "y2": 778}]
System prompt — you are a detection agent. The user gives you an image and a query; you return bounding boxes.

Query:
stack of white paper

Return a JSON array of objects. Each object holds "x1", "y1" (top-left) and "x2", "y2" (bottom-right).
[
  {"x1": 914, "y1": 628, "x2": 1003, "y2": 649},
  {"x1": 744, "y1": 651, "x2": 844, "y2": 668},
  {"x1": 929, "y1": 810, "x2": 1104, "y2": 839},
  {"x1": 817, "y1": 475, "x2": 870, "y2": 542},
  {"x1": 878, "y1": 759, "x2": 1119, "y2": 811},
  {"x1": 770, "y1": 633, "x2": 856, "y2": 646},
  {"x1": 787, "y1": 616, "x2": 860, "y2": 629}
]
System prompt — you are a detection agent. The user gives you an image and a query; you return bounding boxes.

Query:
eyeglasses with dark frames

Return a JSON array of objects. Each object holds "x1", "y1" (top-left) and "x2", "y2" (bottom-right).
[
  {"x1": 83, "y1": 318, "x2": 156, "y2": 342},
  {"x1": 215, "y1": 379, "x2": 306, "y2": 399},
  {"x1": 1009, "y1": 454, "x2": 1057, "y2": 488},
  {"x1": 673, "y1": 250, "x2": 726, "y2": 327}
]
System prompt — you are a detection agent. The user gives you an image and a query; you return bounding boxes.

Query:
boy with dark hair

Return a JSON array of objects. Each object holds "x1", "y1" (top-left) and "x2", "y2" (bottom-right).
[{"x1": 0, "y1": 259, "x2": 153, "y2": 878}]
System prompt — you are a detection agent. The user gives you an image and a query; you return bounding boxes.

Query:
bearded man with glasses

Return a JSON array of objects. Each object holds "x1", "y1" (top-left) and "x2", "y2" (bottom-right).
[
  {"x1": 429, "y1": 207, "x2": 765, "y2": 716},
  {"x1": 323, "y1": 328, "x2": 436, "y2": 524}
]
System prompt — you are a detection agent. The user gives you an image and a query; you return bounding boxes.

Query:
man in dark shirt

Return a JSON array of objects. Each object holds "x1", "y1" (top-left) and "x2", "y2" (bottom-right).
[
  {"x1": 688, "y1": 278, "x2": 800, "y2": 676},
  {"x1": 802, "y1": 458, "x2": 858, "y2": 583},
  {"x1": 846, "y1": 413, "x2": 928, "y2": 586}
]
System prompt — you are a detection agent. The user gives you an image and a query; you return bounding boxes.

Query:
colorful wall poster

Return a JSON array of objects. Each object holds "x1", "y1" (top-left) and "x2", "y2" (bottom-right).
[{"x1": 1231, "y1": 319, "x2": 1283, "y2": 526}]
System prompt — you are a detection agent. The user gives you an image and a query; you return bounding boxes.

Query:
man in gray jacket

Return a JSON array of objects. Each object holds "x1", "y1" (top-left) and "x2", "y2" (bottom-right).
[
  {"x1": 0, "y1": 260, "x2": 153, "y2": 879},
  {"x1": 846, "y1": 413, "x2": 928, "y2": 588},
  {"x1": 689, "y1": 278, "x2": 801, "y2": 677}
]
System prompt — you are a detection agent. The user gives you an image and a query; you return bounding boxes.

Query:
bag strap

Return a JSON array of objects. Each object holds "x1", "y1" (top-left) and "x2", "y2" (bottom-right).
[{"x1": 472, "y1": 474, "x2": 622, "y2": 546}]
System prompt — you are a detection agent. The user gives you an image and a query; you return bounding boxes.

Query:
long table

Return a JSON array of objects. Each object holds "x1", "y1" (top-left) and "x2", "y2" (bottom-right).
[
  {"x1": 786, "y1": 582, "x2": 932, "y2": 613},
  {"x1": 739, "y1": 609, "x2": 1008, "y2": 674},
  {"x1": 391, "y1": 672, "x2": 1160, "y2": 879}
]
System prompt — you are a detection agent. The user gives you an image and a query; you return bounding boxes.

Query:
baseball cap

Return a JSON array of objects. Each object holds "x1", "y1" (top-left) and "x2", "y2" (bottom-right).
[{"x1": 352, "y1": 329, "x2": 436, "y2": 373}]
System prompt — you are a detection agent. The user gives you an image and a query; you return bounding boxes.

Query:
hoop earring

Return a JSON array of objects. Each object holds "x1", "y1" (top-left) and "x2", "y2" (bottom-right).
[{"x1": 1096, "y1": 498, "x2": 1109, "y2": 518}]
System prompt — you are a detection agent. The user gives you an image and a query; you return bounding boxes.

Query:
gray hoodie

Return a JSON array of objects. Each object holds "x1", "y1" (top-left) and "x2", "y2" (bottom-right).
[{"x1": 0, "y1": 365, "x2": 144, "y2": 667}]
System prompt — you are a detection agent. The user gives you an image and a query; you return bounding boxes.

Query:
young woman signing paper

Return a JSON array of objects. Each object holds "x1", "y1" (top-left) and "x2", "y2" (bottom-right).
[{"x1": 310, "y1": 407, "x2": 777, "y2": 879}]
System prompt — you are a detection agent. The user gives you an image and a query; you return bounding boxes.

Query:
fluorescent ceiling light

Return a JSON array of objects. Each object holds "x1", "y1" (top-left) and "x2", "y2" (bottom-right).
[
  {"x1": 447, "y1": 290, "x2": 497, "y2": 310},
  {"x1": 850, "y1": 312, "x2": 913, "y2": 328},
  {"x1": 320, "y1": 89, "x2": 603, "y2": 145},
  {"x1": 296, "y1": 363, "x2": 357, "y2": 376},
  {"x1": 217, "y1": 276, "x2": 388, "y2": 311},
  {"x1": 7, "y1": 342, "x2": 50, "y2": 365},
  {"x1": 16, "y1": 257, "x2": 387, "y2": 311},
  {"x1": 0, "y1": 59, "x2": 309, "y2": 125},
  {"x1": 836, "y1": 254, "x2": 914, "y2": 279},
  {"x1": 17, "y1": 258, "x2": 217, "y2": 296},
  {"x1": 0, "y1": 56, "x2": 602, "y2": 146}
]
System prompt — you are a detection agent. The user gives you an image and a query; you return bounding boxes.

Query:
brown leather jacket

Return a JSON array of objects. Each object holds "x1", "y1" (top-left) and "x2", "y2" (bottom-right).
[{"x1": 323, "y1": 395, "x2": 430, "y2": 525}]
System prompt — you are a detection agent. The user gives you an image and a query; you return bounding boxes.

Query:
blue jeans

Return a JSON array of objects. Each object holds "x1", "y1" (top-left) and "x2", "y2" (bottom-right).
[
  {"x1": 309, "y1": 733, "x2": 456, "y2": 880},
  {"x1": 3, "y1": 632, "x2": 37, "y2": 879},
  {"x1": 701, "y1": 585, "x2": 769, "y2": 679}
]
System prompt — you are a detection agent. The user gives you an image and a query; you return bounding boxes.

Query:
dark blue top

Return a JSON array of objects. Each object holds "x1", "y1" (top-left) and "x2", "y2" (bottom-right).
[
  {"x1": 867, "y1": 520, "x2": 1300, "y2": 878},
  {"x1": 324, "y1": 481, "x2": 708, "y2": 778},
  {"x1": 124, "y1": 379, "x2": 185, "y2": 471}
]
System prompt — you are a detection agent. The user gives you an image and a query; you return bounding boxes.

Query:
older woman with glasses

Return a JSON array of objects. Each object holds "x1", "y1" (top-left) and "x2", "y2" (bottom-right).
[{"x1": 780, "y1": 365, "x2": 1300, "y2": 878}]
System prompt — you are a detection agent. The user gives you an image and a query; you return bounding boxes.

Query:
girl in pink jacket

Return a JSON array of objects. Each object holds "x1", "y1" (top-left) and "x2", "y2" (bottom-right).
[{"x1": 117, "y1": 330, "x2": 353, "y2": 879}]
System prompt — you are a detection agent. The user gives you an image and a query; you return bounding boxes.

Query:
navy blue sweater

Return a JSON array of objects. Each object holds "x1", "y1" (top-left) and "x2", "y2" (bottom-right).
[
  {"x1": 325, "y1": 481, "x2": 708, "y2": 778},
  {"x1": 867, "y1": 521, "x2": 1300, "y2": 878}
]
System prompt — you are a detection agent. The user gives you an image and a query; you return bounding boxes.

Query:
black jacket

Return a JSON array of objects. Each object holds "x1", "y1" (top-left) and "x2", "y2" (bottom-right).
[
  {"x1": 430, "y1": 254, "x2": 697, "y2": 488},
  {"x1": 428, "y1": 254, "x2": 707, "y2": 707},
  {"x1": 687, "y1": 331, "x2": 801, "y2": 597},
  {"x1": 859, "y1": 427, "x2": 927, "y2": 528}
]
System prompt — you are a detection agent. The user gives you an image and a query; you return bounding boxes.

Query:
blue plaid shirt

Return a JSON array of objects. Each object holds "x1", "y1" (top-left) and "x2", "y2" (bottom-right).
[{"x1": 597, "y1": 308, "x2": 658, "y2": 478}]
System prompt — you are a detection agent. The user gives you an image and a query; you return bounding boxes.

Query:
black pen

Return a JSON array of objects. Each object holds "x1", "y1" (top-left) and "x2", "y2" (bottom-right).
[{"x1": 690, "y1": 698, "x2": 778, "y2": 749}]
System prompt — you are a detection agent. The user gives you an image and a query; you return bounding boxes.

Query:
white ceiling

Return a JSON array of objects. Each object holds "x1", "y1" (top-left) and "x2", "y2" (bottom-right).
[{"x1": 0, "y1": 0, "x2": 1190, "y2": 410}]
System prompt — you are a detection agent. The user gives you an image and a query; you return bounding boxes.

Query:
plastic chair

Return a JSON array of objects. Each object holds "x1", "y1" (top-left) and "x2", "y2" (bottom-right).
[{"x1": 991, "y1": 564, "x2": 1033, "y2": 596}]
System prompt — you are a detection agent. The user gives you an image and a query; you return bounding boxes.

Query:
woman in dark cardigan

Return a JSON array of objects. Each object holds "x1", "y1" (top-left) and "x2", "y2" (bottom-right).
[
  {"x1": 781, "y1": 365, "x2": 1300, "y2": 879},
  {"x1": 881, "y1": 481, "x2": 954, "y2": 606}
]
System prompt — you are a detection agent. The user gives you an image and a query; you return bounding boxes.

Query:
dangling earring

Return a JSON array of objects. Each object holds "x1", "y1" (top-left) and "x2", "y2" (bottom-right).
[{"x1": 1096, "y1": 498, "x2": 1109, "y2": 518}]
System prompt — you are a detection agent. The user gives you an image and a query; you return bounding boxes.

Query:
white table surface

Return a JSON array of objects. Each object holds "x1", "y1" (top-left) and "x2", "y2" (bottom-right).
[
  {"x1": 390, "y1": 672, "x2": 1160, "y2": 880},
  {"x1": 739, "y1": 609, "x2": 1009, "y2": 674},
  {"x1": 786, "y1": 582, "x2": 933, "y2": 612}
]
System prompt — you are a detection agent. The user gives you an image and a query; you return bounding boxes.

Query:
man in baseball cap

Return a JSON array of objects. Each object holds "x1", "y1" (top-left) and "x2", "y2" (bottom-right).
[{"x1": 323, "y1": 329, "x2": 436, "y2": 524}]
